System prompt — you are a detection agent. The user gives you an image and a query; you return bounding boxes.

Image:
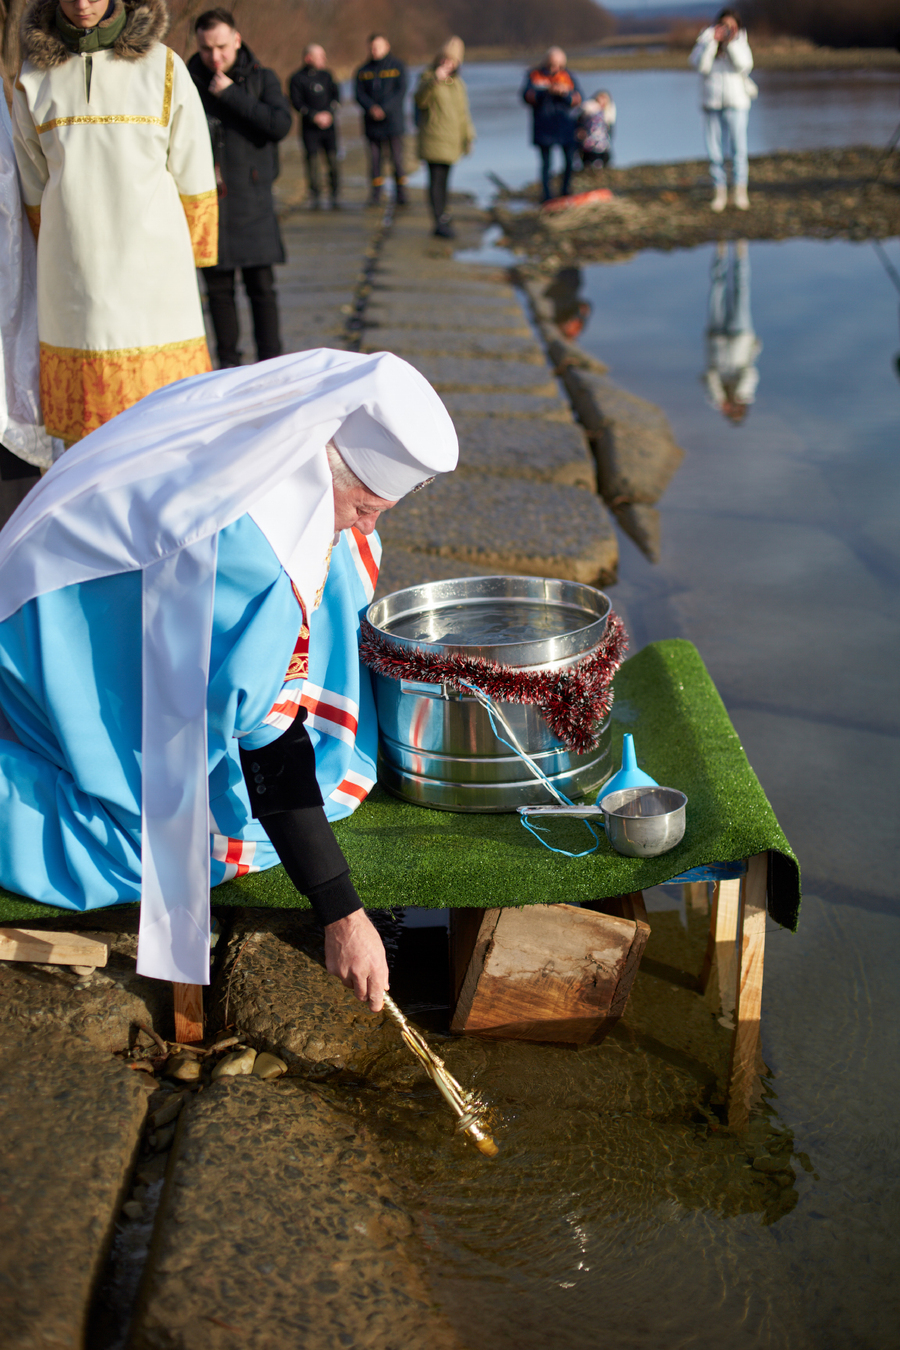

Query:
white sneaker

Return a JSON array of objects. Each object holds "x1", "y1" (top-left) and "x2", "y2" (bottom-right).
[
  {"x1": 733, "y1": 184, "x2": 749, "y2": 210},
  {"x1": 711, "y1": 185, "x2": 727, "y2": 213}
]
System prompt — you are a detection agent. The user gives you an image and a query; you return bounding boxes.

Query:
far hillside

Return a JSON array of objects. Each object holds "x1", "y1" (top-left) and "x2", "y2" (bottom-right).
[
  {"x1": 164, "y1": 0, "x2": 616, "y2": 79},
  {"x1": 743, "y1": 0, "x2": 899, "y2": 49}
]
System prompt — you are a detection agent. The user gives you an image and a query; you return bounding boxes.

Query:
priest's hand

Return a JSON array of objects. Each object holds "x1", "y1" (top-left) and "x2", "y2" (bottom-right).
[{"x1": 324, "y1": 910, "x2": 389, "y2": 1013}]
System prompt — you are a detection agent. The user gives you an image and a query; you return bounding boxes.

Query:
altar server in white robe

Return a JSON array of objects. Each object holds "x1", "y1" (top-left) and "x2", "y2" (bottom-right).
[{"x1": 12, "y1": 0, "x2": 217, "y2": 447}]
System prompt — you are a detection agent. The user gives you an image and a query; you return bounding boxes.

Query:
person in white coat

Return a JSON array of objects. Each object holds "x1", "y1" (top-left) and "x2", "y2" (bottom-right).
[{"x1": 690, "y1": 8, "x2": 755, "y2": 211}]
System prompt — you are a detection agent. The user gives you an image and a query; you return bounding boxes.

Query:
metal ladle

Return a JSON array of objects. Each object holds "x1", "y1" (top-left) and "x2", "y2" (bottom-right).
[{"x1": 519, "y1": 785, "x2": 688, "y2": 858}]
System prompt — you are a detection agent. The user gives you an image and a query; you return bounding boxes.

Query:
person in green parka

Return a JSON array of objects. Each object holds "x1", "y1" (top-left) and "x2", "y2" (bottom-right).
[{"x1": 414, "y1": 37, "x2": 475, "y2": 239}]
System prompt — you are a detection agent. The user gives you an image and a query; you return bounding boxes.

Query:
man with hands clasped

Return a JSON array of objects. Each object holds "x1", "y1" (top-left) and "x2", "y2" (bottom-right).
[
  {"x1": 189, "y1": 8, "x2": 292, "y2": 367},
  {"x1": 289, "y1": 44, "x2": 342, "y2": 211}
]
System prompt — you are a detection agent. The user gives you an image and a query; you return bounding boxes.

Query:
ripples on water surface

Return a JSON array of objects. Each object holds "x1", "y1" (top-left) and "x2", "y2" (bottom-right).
[
  {"x1": 340, "y1": 235, "x2": 900, "y2": 1348},
  {"x1": 385, "y1": 599, "x2": 595, "y2": 646}
]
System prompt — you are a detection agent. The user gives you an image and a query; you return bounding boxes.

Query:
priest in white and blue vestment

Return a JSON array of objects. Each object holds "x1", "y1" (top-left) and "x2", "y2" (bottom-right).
[{"x1": 0, "y1": 349, "x2": 458, "y2": 1008}]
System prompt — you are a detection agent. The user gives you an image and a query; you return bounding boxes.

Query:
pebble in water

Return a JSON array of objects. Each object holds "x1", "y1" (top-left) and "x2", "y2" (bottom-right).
[
  {"x1": 252, "y1": 1052, "x2": 287, "y2": 1080},
  {"x1": 150, "y1": 1093, "x2": 185, "y2": 1130},
  {"x1": 167, "y1": 1054, "x2": 201, "y2": 1082},
  {"x1": 211, "y1": 1047, "x2": 257, "y2": 1080}
]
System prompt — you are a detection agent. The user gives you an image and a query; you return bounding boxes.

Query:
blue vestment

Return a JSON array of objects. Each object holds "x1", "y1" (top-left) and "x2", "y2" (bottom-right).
[{"x1": 0, "y1": 514, "x2": 379, "y2": 910}]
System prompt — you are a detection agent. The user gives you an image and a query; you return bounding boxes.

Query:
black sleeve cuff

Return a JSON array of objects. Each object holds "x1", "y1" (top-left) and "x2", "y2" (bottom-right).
[
  {"x1": 258, "y1": 806, "x2": 363, "y2": 925},
  {"x1": 239, "y1": 709, "x2": 323, "y2": 817},
  {"x1": 307, "y1": 871, "x2": 363, "y2": 926}
]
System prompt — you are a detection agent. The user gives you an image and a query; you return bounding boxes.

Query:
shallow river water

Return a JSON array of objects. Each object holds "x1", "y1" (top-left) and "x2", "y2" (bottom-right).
[
  {"x1": 362, "y1": 68, "x2": 900, "y2": 1350},
  {"x1": 406, "y1": 62, "x2": 900, "y2": 202}
]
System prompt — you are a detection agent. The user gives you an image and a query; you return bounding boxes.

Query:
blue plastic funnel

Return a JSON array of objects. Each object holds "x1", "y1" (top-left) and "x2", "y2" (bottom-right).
[{"x1": 599, "y1": 734, "x2": 658, "y2": 798}]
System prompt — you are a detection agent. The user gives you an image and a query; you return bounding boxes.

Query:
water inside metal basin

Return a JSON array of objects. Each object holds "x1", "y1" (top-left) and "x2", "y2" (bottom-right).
[{"x1": 366, "y1": 576, "x2": 615, "y2": 812}]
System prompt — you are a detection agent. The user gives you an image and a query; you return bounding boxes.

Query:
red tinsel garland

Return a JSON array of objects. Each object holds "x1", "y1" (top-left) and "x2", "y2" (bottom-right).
[{"x1": 359, "y1": 611, "x2": 628, "y2": 754}]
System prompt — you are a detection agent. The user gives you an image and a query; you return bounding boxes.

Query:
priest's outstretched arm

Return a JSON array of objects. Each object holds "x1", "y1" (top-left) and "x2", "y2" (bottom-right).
[{"x1": 239, "y1": 709, "x2": 389, "y2": 1012}]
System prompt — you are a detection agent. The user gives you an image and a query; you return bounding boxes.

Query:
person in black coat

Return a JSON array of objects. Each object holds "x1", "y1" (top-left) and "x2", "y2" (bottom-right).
[
  {"x1": 354, "y1": 34, "x2": 407, "y2": 206},
  {"x1": 289, "y1": 43, "x2": 341, "y2": 210},
  {"x1": 189, "y1": 8, "x2": 292, "y2": 368}
]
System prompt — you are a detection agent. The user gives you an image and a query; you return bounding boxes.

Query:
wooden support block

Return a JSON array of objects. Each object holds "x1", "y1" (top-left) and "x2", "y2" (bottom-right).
[
  {"x1": 0, "y1": 928, "x2": 109, "y2": 968},
  {"x1": 701, "y1": 876, "x2": 741, "y2": 1017},
  {"x1": 727, "y1": 852, "x2": 768, "y2": 1131},
  {"x1": 450, "y1": 899, "x2": 650, "y2": 1044},
  {"x1": 173, "y1": 982, "x2": 204, "y2": 1044}
]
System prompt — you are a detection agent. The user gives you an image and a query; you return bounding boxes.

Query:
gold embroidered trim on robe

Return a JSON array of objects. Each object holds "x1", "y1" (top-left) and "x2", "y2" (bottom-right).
[
  {"x1": 40, "y1": 334, "x2": 211, "y2": 444},
  {"x1": 35, "y1": 47, "x2": 175, "y2": 133},
  {"x1": 286, "y1": 585, "x2": 310, "y2": 682},
  {"x1": 180, "y1": 189, "x2": 218, "y2": 268},
  {"x1": 314, "y1": 542, "x2": 333, "y2": 611},
  {"x1": 24, "y1": 204, "x2": 41, "y2": 241}
]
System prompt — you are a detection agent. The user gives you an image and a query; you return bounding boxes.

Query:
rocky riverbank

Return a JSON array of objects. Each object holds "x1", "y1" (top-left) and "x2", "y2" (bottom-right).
[
  {"x1": 496, "y1": 147, "x2": 900, "y2": 265},
  {"x1": 463, "y1": 41, "x2": 900, "y2": 72}
]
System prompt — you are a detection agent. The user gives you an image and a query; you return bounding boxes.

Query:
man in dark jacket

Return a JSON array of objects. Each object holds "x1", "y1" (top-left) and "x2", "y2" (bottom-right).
[
  {"x1": 189, "y1": 8, "x2": 292, "y2": 367},
  {"x1": 522, "y1": 47, "x2": 582, "y2": 202},
  {"x1": 354, "y1": 33, "x2": 407, "y2": 206},
  {"x1": 289, "y1": 43, "x2": 341, "y2": 210}
]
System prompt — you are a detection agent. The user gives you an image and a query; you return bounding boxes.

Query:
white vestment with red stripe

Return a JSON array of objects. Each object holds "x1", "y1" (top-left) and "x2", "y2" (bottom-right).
[{"x1": 209, "y1": 525, "x2": 381, "y2": 884}]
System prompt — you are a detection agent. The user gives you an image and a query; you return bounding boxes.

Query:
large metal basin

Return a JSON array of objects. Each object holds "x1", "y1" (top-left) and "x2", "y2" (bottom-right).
[{"x1": 366, "y1": 576, "x2": 614, "y2": 812}]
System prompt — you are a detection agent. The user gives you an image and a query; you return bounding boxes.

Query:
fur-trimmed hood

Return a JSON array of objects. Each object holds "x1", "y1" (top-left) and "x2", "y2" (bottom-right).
[{"x1": 21, "y1": 0, "x2": 169, "y2": 70}]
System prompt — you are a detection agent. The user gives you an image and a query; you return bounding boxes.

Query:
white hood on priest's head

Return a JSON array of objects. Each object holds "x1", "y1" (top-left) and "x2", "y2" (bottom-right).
[{"x1": 331, "y1": 351, "x2": 458, "y2": 499}]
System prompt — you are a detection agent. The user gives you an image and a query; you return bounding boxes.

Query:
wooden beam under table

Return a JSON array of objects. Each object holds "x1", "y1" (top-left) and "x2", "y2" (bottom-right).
[
  {"x1": 449, "y1": 897, "x2": 650, "y2": 1044},
  {"x1": 726, "y1": 852, "x2": 768, "y2": 1131},
  {"x1": 172, "y1": 982, "x2": 204, "y2": 1044}
]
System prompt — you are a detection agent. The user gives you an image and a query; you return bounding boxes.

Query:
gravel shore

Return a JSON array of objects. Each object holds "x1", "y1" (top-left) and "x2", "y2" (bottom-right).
[{"x1": 497, "y1": 147, "x2": 900, "y2": 266}]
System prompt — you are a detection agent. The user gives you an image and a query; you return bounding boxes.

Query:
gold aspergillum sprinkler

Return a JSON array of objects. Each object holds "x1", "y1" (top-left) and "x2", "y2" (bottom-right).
[{"x1": 381, "y1": 993, "x2": 499, "y2": 1158}]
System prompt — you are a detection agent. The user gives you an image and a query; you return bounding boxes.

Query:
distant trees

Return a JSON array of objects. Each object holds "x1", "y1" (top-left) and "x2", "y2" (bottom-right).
[
  {"x1": 164, "y1": 0, "x2": 615, "y2": 76},
  {"x1": 743, "y1": 0, "x2": 900, "y2": 49},
  {"x1": 442, "y1": 0, "x2": 615, "y2": 50}
]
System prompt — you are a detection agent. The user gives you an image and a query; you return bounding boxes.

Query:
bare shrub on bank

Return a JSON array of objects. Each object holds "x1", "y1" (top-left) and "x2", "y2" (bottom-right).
[{"x1": 743, "y1": 0, "x2": 900, "y2": 49}]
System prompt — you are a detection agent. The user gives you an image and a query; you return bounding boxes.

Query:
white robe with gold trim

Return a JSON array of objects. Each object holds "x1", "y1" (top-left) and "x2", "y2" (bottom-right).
[{"x1": 12, "y1": 42, "x2": 217, "y2": 445}]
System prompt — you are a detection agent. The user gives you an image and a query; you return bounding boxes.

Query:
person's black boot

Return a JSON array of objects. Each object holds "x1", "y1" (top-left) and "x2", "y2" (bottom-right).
[
  {"x1": 395, "y1": 180, "x2": 408, "y2": 206},
  {"x1": 433, "y1": 215, "x2": 455, "y2": 239}
]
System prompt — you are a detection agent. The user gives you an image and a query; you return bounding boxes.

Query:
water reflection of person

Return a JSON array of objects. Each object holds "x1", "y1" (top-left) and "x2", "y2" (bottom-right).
[
  {"x1": 544, "y1": 266, "x2": 592, "y2": 339},
  {"x1": 704, "y1": 240, "x2": 761, "y2": 423}
]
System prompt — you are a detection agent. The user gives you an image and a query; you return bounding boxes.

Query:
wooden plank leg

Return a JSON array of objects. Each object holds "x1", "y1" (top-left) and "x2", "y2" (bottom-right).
[
  {"x1": 173, "y1": 982, "x2": 204, "y2": 1044},
  {"x1": 700, "y1": 876, "x2": 741, "y2": 1018},
  {"x1": 683, "y1": 882, "x2": 709, "y2": 913},
  {"x1": 726, "y1": 852, "x2": 768, "y2": 1131}
]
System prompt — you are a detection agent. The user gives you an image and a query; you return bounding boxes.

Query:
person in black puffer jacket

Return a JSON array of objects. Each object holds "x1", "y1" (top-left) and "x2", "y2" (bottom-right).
[
  {"x1": 289, "y1": 44, "x2": 341, "y2": 210},
  {"x1": 188, "y1": 8, "x2": 292, "y2": 367},
  {"x1": 354, "y1": 33, "x2": 407, "y2": 206}
]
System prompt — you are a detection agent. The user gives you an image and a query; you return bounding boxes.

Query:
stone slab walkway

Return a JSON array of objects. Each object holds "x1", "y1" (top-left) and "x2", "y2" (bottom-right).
[{"x1": 0, "y1": 135, "x2": 622, "y2": 1349}]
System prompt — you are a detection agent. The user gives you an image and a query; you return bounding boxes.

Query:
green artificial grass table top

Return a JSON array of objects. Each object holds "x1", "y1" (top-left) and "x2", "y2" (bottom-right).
[{"x1": 0, "y1": 639, "x2": 800, "y2": 931}]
